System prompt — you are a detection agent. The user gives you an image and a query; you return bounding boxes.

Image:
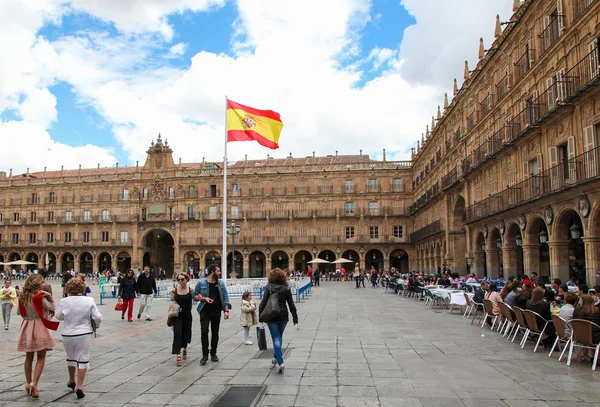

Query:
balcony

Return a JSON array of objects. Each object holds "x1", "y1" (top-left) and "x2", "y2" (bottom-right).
[
  {"x1": 410, "y1": 220, "x2": 442, "y2": 243},
  {"x1": 442, "y1": 168, "x2": 458, "y2": 190},
  {"x1": 318, "y1": 185, "x2": 333, "y2": 194},
  {"x1": 10, "y1": 198, "x2": 22, "y2": 205},
  {"x1": 480, "y1": 94, "x2": 494, "y2": 118},
  {"x1": 366, "y1": 184, "x2": 381, "y2": 193},
  {"x1": 45, "y1": 197, "x2": 57, "y2": 204},
  {"x1": 245, "y1": 210, "x2": 266, "y2": 219},
  {"x1": 466, "y1": 110, "x2": 478, "y2": 132},
  {"x1": 205, "y1": 188, "x2": 220, "y2": 198},
  {"x1": 185, "y1": 190, "x2": 198, "y2": 199},
  {"x1": 539, "y1": 14, "x2": 562, "y2": 54},
  {"x1": 573, "y1": 0, "x2": 596, "y2": 22},
  {"x1": 62, "y1": 196, "x2": 75, "y2": 204},
  {"x1": 98, "y1": 194, "x2": 111, "y2": 202},
  {"x1": 454, "y1": 128, "x2": 462, "y2": 144},
  {"x1": 465, "y1": 145, "x2": 600, "y2": 222},
  {"x1": 495, "y1": 73, "x2": 510, "y2": 101},
  {"x1": 248, "y1": 188, "x2": 263, "y2": 196},
  {"x1": 294, "y1": 186, "x2": 310, "y2": 194},
  {"x1": 445, "y1": 139, "x2": 452, "y2": 154},
  {"x1": 514, "y1": 48, "x2": 534, "y2": 83},
  {"x1": 272, "y1": 187, "x2": 287, "y2": 196},
  {"x1": 80, "y1": 195, "x2": 93, "y2": 203},
  {"x1": 562, "y1": 46, "x2": 600, "y2": 101},
  {"x1": 461, "y1": 156, "x2": 472, "y2": 176},
  {"x1": 269, "y1": 210, "x2": 289, "y2": 219},
  {"x1": 26, "y1": 197, "x2": 39, "y2": 205}
]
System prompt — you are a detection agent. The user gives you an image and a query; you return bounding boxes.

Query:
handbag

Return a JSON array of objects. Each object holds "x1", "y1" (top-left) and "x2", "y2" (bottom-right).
[
  {"x1": 258, "y1": 288, "x2": 280, "y2": 322},
  {"x1": 114, "y1": 299, "x2": 124, "y2": 311},
  {"x1": 167, "y1": 301, "x2": 179, "y2": 327}
]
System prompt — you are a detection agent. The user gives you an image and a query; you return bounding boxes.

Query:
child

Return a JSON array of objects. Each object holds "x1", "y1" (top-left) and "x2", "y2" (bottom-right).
[{"x1": 240, "y1": 291, "x2": 258, "y2": 345}]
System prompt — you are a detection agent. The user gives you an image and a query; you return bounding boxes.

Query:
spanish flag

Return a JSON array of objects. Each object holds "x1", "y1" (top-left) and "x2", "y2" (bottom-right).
[{"x1": 226, "y1": 99, "x2": 283, "y2": 150}]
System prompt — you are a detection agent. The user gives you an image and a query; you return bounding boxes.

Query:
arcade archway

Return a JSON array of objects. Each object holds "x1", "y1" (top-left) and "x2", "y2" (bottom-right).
[
  {"x1": 45, "y1": 253, "x2": 57, "y2": 274},
  {"x1": 143, "y1": 230, "x2": 175, "y2": 276},
  {"x1": 98, "y1": 252, "x2": 111, "y2": 272},
  {"x1": 25, "y1": 253, "x2": 38, "y2": 271},
  {"x1": 390, "y1": 249, "x2": 409, "y2": 274},
  {"x1": 62, "y1": 252, "x2": 75, "y2": 272},
  {"x1": 250, "y1": 251, "x2": 266, "y2": 277},
  {"x1": 294, "y1": 250, "x2": 312, "y2": 273},
  {"x1": 341, "y1": 250, "x2": 359, "y2": 272},
  {"x1": 271, "y1": 251, "x2": 289, "y2": 270},
  {"x1": 227, "y1": 250, "x2": 242, "y2": 277},
  {"x1": 80, "y1": 252, "x2": 93, "y2": 274},
  {"x1": 184, "y1": 251, "x2": 200, "y2": 276},
  {"x1": 365, "y1": 249, "x2": 384, "y2": 271},
  {"x1": 117, "y1": 252, "x2": 131, "y2": 273},
  {"x1": 318, "y1": 250, "x2": 336, "y2": 273}
]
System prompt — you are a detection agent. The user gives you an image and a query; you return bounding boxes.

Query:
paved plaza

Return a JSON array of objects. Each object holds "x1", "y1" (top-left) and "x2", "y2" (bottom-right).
[{"x1": 1, "y1": 281, "x2": 600, "y2": 407}]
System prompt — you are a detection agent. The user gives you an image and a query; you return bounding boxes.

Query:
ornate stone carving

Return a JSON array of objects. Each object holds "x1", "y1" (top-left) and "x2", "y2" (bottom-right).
[
  {"x1": 498, "y1": 220, "x2": 505, "y2": 235},
  {"x1": 518, "y1": 214, "x2": 527, "y2": 231},
  {"x1": 578, "y1": 196, "x2": 590, "y2": 218},
  {"x1": 544, "y1": 206, "x2": 554, "y2": 225}
]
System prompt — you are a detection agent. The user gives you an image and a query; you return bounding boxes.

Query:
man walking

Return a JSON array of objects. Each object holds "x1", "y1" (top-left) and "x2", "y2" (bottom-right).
[
  {"x1": 193, "y1": 265, "x2": 231, "y2": 365},
  {"x1": 136, "y1": 266, "x2": 157, "y2": 321},
  {"x1": 313, "y1": 268, "x2": 320, "y2": 287}
]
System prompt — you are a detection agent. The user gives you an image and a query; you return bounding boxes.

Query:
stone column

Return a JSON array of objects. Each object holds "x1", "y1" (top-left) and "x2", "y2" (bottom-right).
[
  {"x1": 111, "y1": 256, "x2": 118, "y2": 273},
  {"x1": 360, "y1": 257, "x2": 366, "y2": 272},
  {"x1": 199, "y1": 255, "x2": 206, "y2": 275},
  {"x1": 384, "y1": 257, "x2": 390, "y2": 271},
  {"x1": 522, "y1": 244, "x2": 541, "y2": 278},
  {"x1": 502, "y1": 246, "x2": 518, "y2": 279},
  {"x1": 583, "y1": 237, "x2": 600, "y2": 287},
  {"x1": 265, "y1": 258, "x2": 272, "y2": 275},
  {"x1": 37, "y1": 256, "x2": 44, "y2": 270},
  {"x1": 448, "y1": 231, "x2": 467, "y2": 275},
  {"x1": 485, "y1": 248, "x2": 500, "y2": 279},
  {"x1": 472, "y1": 249, "x2": 485, "y2": 277},
  {"x1": 548, "y1": 240, "x2": 570, "y2": 282},
  {"x1": 435, "y1": 253, "x2": 441, "y2": 273},
  {"x1": 243, "y1": 257, "x2": 249, "y2": 278},
  {"x1": 74, "y1": 258, "x2": 80, "y2": 274}
]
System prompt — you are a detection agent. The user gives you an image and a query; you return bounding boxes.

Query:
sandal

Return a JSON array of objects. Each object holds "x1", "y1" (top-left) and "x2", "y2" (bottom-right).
[
  {"x1": 176, "y1": 354, "x2": 182, "y2": 366},
  {"x1": 25, "y1": 383, "x2": 31, "y2": 396},
  {"x1": 182, "y1": 349, "x2": 187, "y2": 360},
  {"x1": 30, "y1": 383, "x2": 39, "y2": 399}
]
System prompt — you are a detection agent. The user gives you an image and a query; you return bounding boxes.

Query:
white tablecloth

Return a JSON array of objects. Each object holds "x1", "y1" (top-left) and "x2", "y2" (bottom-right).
[
  {"x1": 430, "y1": 288, "x2": 462, "y2": 300},
  {"x1": 450, "y1": 292, "x2": 474, "y2": 306}
]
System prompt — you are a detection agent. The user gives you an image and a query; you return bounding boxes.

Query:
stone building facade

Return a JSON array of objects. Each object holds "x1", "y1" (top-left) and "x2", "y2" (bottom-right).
[
  {"x1": 0, "y1": 136, "x2": 412, "y2": 278},
  {"x1": 2, "y1": 0, "x2": 600, "y2": 285},
  {"x1": 410, "y1": 0, "x2": 600, "y2": 286}
]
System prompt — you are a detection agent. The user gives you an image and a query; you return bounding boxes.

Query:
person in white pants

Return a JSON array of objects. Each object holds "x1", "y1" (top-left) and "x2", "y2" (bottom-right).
[{"x1": 136, "y1": 266, "x2": 157, "y2": 321}]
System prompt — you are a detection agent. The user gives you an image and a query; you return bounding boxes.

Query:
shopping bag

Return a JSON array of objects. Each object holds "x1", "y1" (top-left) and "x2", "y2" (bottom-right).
[
  {"x1": 256, "y1": 324, "x2": 267, "y2": 350},
  {"x1": 114, "y1": 299, "x2": 124, "y2": 311}
]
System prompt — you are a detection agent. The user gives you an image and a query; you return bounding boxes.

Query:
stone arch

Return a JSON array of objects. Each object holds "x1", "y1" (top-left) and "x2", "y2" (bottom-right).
[
  {"x1": 117, "y1": 251, "x2": 132, "y2": 273},
  {"x1": 97, "y1": 252, "x2": 111, "y2": 271},
  {"x1": 249, "y1": 251, "x2": 266, "y2": 277},
  {"x1": 271, "y1": 251, "x2": 289, "y2": 270},
  {"x1": 390, "y1": 249, "x2": 409, "y2": 274},
  {"x1": 205, "y1": 251, "x2": 221, "y2": 270},
  {"x1": 25, "y1": 252, "x2": 38, "y2": 271},
  {"x1": 365, "y1": 248, "x2": 384, "y2": 270},
  {"x1": 8, "y1": 252, "x2": 21, "y2": 262},
  {"x1": 294, "y1": 250, "x2": 312, "y2": 273},
  {"x1": 589, "y1": 200, "x2": 600, "y2": 237},
  {"x1": 62, "y1": 252, "x2": 75, "y2": 272},
  {"x1": 44, "y1": 252, "x2": 57, "y2": 274},
  {"x1": 552, "y1": 207, "x2": 586, "y2": 283},
  {"x1": 142, "y1": 229, "x2": 175, "y2": 275},
  {"x1": 79, "y1": 252, "x2": 94, "y2": 274},
  {"x1": 451, "y1": 194, "x2": 466, "y2": 231}
]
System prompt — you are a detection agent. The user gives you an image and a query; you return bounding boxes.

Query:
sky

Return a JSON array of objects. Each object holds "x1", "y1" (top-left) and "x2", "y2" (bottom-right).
[{"x1": 0, "y1": 0, "x2": 514, "y2": 175}]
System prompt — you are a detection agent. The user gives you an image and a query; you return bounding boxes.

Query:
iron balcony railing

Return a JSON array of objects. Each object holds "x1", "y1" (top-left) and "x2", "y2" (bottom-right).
[
  {"x1": 466, "y1": 110, "x2": 478, "y2": 132},
  {"x1": 410, "y1": 220, "x2": 442, "y2": 243},
  {"x1": 442, "y1": 168, "x2": 458, "y2": 190},
  {"x1": 539, "y1": 14, "x2": 562, "y2": 54},
  {"x1": 466, "y1": 144, "x2": 600, "y2": 222},
  {"x1": 496, "y1": 72, "x2": 510, "y2": 101},
  {"x1": 480, "y1": 93, "x2": 494, "y2": 118},
  {"x1": 514, "y1": 48, "x2": 534, "y2": 83},
  {"x1": 573, "y1": 0, "x2": 596, "y2": 22}
]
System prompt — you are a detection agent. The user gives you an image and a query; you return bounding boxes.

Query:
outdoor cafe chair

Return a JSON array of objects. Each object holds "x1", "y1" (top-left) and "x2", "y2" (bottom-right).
[
  {"x1": 470, "y1": 297, "x2": 485, "y2": 326},
  {"x1": 522, "y1": 309, "x2": 550, "y2": 353},
  {"x1": 511, "y1": 307, "x2": 529, "y2": 345},
  {"x1": 497, "y1": 302, "x2": 517, "y2": 339},
  {"x1": 462, "y1": 293, "x2": 474, "y2": 319},
  {"x1": 481, "y1": 299, "x2": 499, "y2": 330},
  {"x1": 549, "y1": 314, "x2": 571, "y2": 361},
  {"x1": 566, "y1": 319, "x2": 600, "y2": 371}
]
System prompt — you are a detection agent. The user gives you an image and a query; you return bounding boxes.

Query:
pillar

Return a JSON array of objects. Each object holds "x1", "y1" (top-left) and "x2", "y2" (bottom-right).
[
  {"x1": 37, "y1": 256, "x2": 44, "y2": 270},
  {"x1": 435, "y1": 254, "x2": 441, "y2": 272},
  {"x1": 583, "y1": 237, "x2": 600, "y2": 287},
  {"x1": 448, "y1": 231, "x2": 467, "y2": 275},
  {"x1": 502, "y1": 246, "x2": 518, "y2": 279},
  {"x1": 199, "y1": 256, "x2": 206, "y2": 274},
  {"x1": 74, "y1": 258, "x2": 80, "y2": 273},
  {"x1": 360, "y1": 257, "x2": 366, "y2": 271},
  {"x1": 522, "y1": 243, "x2": 541, "y2": 278},
  {"x1": 111, "y1": 256, "x2": 118, "y2": 273},
  {"x1": 384, "y1": 258, "x2": 390, "y2": 271},
  {"x1": 472, "y1": 250, "x2": 485, "y2": 277},
  {"x1": 243, "y1": 257, "x2": 250, "y2": 278},
  {"x1": 266, "y1": 258, "x2": 272, "y2": 274},
  {"x1": 548, "y1": 240, "x2": 570, "y2": 282},
  {"x1": 485, "y1": 248, "x2": 500, "y2": 279}
]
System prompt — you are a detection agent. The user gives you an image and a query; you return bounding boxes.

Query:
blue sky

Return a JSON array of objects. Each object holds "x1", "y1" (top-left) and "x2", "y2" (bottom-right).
[{"x1": 0, "y1": 0, "x2": 512, "y2": 173}]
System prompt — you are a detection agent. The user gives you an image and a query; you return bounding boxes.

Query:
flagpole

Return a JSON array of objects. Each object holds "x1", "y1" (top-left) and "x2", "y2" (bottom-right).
[{"x1": 222, "y1": 95, "x2": 228, "y2": 283}]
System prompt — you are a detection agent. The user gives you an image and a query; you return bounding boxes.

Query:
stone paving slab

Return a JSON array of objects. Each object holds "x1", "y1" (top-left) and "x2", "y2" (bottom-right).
[{"x1": 1, "y1": 281, "x2": 600, "y2": 406}]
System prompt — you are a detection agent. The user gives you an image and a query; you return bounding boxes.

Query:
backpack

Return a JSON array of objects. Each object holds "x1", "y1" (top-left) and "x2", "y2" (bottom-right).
[{"x1": 259, "y1": 287, "x2": 281, "y2": 322}]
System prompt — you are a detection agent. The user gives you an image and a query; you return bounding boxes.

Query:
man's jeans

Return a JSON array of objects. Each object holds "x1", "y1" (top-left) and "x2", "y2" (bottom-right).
[
  {"x1": 138, "y1": 294, "x2": 153, "y2": 319},
  {"x1": 200, "y1": 312, "x2": 222, "y2": 356},
  {"x1": 267, "y1": 321, "x2": 288, "y2": 365}
]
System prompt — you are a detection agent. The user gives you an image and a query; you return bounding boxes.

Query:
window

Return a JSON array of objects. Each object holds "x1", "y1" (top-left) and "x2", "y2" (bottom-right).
[
  {"x1": 345, "y1": 180, "x2": 354, "y2": 192},
  {"x1": 64, "y1": 232, "x2": 72, "y2": 243},
  {"x1": 297, "y1": 227, "x2": 308, "y2": 237},
  {"x1": 47, "y1": 211, "x2": 54, "y2": 221},
  {"x1": 369, "y1": 226, "x2": 379, "y2": 239},
  {"x1": 207, "y1": 229, "x2": 218, "y2": 239},
  {"x1": 46, "y1": 232, "x2": 53, "y2": 243},
  {"x1": 231, "y1": 183, "x2": 239, "y2": 193},
  {"x1": 320, "y1": 227, "x2": 331, "y2": 237},
  {"x1": 187, "y1": 206, "x2": 196, "y2": 220},
  {"x1": 65, "y1": 211, "x2": 72, "y2": 222},
  {"x1": 253, "y1": 228, "x2": 263, "y2": 238},
  {"x1": 83, "y1": 210, "x2": 91, "y2": 221},
  {"x1": 0, "y1": 214, "x2": 2, "y2": 222},
  {"x1": 48, "y1": 192, "x2": 55, "y2": 203},
  {"x1": 368, "y1": 201, "x2": 379, "y2": 215},
  {"x1": 11, "y1": 233, "x2": 19, "y2": 244},
  {"x1": 210, "y1": 184, "x2": 217, "y2": 197},
  {"x1": 167, "y1": 186, "x2": 175, "y2": 199},
  {"x1": 13, "y1": 212, "x2": 19, "y2": 222},
  {"x1": 392, "y1": 178, "x2": 403, "y2": 191},
  {"x1": 141, "y1": 188, "x2": 149, "y2": 200},
  {"x1": 169, "y1": 207, "x2": 174, "y2": 220},
  {"x1": 209, "y1": 206, "x2": 218, "y2": 219},
  {"x1": 102, "y1": 209, "x2": 110, "y2": 221},
  {"x1": 31, "y1": 193, "x2": 38, "y2": 204},
  {"x1": 275, "y1": 227, "x2": 285, "y2": 238},
  {"x1": 141, "y1": 208, "x2": 147, "y2": 221},
  {"x1": 122, "y1": 188, "x2": 129, "y2": 200},
  {"x1": 30, "y1": 212, "x2": 36, "y2": 222},
  {"x1": 82, "y1": 232, "x2": 90, "y2": 243},
  {"x1": 29, "y1": 233, "x2": 36, "y2": 244},
  {"x1": 188, "y1": 185, "x2": 197, "y2": 198},
  {"x1": 101, "y1": 231, "x2": 109, "y2": 242},
  {"x1": 393, "y1": 225, "x2": 403, "y2": 239},
  {"x1": 344, "y1": 202, "x2": 355, "y2": 214},
  {"x1": 345, "y1": 226, "x2": 355, "y2": 239},
  {"x1": 231, "y1": 205, "x2": 239, "y2": 217},
  {"x1": 120, "y1": 231, "x2": 129, "y2": 243},
  {"x1": 368, "y1": 179, "x2": 378, "y2": 191}
]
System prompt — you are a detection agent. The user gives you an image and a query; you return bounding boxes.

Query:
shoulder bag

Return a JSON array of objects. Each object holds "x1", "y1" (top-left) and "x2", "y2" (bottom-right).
[{"x1": 259, "y1": 287, "x2": 280, "y2": 323}]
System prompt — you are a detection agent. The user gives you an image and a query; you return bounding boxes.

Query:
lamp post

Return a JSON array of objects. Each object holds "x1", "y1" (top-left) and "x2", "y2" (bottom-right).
[{"x1": 226, "y1": 220, "x2": 241, "y2": 277}]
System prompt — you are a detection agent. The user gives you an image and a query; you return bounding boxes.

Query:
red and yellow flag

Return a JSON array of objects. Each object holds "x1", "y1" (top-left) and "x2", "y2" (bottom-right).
[{"x1": 226, "y1": 99, "x2": 283, "y2": 150}]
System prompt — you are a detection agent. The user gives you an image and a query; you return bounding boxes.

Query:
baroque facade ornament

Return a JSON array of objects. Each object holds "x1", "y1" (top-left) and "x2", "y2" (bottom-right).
[
  {"x1": 498, "y1": 220, "x2": 505, "y2": 235},
  {"x1": 518, "y1": 214, "x2": 527, "y2": 231},
  {"x1": 544, "y1": 206, "x2": 554, "y2": 225},
  {"x1": 578, "y1": 196, "x2": 590, "y2": 218}
]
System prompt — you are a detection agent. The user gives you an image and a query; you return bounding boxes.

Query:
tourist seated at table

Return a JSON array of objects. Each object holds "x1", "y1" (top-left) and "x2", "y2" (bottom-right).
[
  {"x1": 500, "y1": 282, "x2": 513, "y2": 301},
  {"x1": 551, "y1": 278, "x2": 562, "y2": 302},
  {"x1": 578, "y1": 284, "x2": 590, "y2": 295},
  {"x1": 466, "y1": 274, "x2": 478, "y2": 284},
  {"x1": 484, "y1": 282, "x2": 502, "y2": 326},
  {"x1": 557, "y1": 284, "x2": 570, "y2": 305},
  {"x1": 438, "y1": 274, "x2": 450, "y2": 287},
  {"x1": 517, "y1": 283, "x2": 530, "y2": 309},
  {"x1": 474, "y1": 281, "x2": 486, "y2": 304},
  {"x1": 559, "y1": 293, "x2": 578, "y2": 338},
  {"x1": 504, "y1": 284, "x2": 522, "y2": 308},
  {"x1": 526, "y1": 287, "x2": 556, "y2": 349},
  {"x1": 566, "y1": 276, "x2": 577, "y2": 287},
  {"x1": 593, "y1": 286, "x2": 600, "y2": 306},
  {"x1": 535, "y1": 279, "x2": 555, "y2": 303},
  {"x1": 522, "y1": 275, "x2": 535, "y2": 290},
  {"x1": 449, "y1": 273, "x2": 460, "y2": 288},
  {"x1": 573, "y1": 294, "x2": 600, "y2": 362}
]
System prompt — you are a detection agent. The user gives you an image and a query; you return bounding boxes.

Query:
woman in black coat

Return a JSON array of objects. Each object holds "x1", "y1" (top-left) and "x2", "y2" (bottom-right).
[
  {"x1": 259, "y1": 268, "x2": 298, "y2": 375},
  {"x1": 118, "y1": 269, "x2": 137, "y2": 322}
]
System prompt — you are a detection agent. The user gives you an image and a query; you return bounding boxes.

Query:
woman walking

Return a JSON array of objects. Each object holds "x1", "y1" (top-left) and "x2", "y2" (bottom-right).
[
  {"x1": 18, "y1": 274, "x2": 59, "y2": 399},
  {"x1": 118, "y1": 269, "x2": 137, "y2": 322},
  {"x1": 258, "y1": 268, "x2": 298, "y2": 374},
  {"x1": 1, "y1": 279, "x2": 17, "y2": 329},
  {"x1": 171, "y1": 272, "x2": 193, "y2": 366},
  {"x1": 55, "y1": 278, "x2": 103, "y2": 399}
]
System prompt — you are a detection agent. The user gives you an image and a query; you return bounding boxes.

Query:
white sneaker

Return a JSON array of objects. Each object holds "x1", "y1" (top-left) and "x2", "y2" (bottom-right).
[{"x1": 244, "y1": 340, "x2": 253, "y2": 345}]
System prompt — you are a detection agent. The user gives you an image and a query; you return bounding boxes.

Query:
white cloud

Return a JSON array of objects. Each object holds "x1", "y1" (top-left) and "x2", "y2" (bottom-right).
[
  {"x1": 0, "y1": 0, "x2": 516, "y2": 174},
  {"x1": 167, "y1": 42, "x2": 186, "y2": 57}
]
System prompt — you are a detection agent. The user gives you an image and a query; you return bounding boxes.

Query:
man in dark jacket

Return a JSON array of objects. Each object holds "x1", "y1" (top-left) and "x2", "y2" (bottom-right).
[{"x1": 136, "y1": 266, "x2": 157, "y2": 321}]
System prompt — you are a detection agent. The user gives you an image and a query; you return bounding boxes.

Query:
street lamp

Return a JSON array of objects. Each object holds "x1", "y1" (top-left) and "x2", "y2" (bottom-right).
[
  {"x1": 539, "y1": 230, "x2": 548, "y2": 244},
  {"x1": 226, "y1": 220, "x2": 241, "y2": 275},
  {"x1": 496, "y1": 238, "x2": 502, "y2": 249},
  {"x1": 515, "y1": 234, "x2": 523, "y2": 246}
]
